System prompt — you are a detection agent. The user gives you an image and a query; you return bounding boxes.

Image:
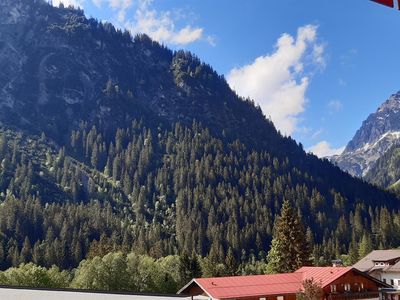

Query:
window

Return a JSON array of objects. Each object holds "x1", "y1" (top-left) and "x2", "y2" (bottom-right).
[
  {"x1": 259, "y1": 298, "x2": 266, "y2": 300},
  {"x1": 330, "y1": 284, "x2": 337, "y2": 292},
  {"x1": 277, "y1": 296, "x2": 284, "y2": 300},
  {"x1": 391, "y1": 279, "x2": 394, "y2": 286},
  {"x1": 355, "y1": 283, "x2": 361, "y2": 292},
  {"x1": 361, "y1": 283, "x2": 364, "y2": 290},
  {"x1": 383, "y1": 278, "x2": 387, "y2": 283},
  {"x1": 344, "y1": 283, "x2": 351, "y2": 291}
]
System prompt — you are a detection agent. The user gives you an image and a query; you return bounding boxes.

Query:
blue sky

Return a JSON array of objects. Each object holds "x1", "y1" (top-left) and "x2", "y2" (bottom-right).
[{"x1": 53, "y1": 0, "x2": 400, "y2": 157}]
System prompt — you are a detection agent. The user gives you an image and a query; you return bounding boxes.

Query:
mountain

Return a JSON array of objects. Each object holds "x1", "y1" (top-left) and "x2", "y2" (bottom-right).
[
  {"x1": 0, "y1": 0, "x2": 399, "y2": 271},
  {"x1": 364, "y1": 144, "x2": 400, "y2": 190},
  {"x1": 331, "y1": 91, "x2": 400, "y2": 177},
  {"x1": 0, "y1": 0, "x2": 288, "y2": 154}
]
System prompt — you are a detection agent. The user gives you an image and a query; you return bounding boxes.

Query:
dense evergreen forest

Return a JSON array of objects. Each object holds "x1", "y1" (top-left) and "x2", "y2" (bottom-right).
[
  {"x1": 0, "y1": 121, "x2": 398, "y2": 274},
  {"x1": 365, "y1": 144, "x2": 400, "y2": 190},
  {"x1": 0, "y1": 0, "x2": 400, "y2": 291}
]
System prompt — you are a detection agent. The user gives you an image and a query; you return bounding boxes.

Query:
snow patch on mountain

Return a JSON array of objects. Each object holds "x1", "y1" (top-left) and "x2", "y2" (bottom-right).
[{"x1": 331, "y1": 91, "x2": 400, "y2": 177}]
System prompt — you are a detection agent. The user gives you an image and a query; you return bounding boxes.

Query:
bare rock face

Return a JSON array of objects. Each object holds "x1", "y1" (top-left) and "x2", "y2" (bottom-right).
[
  {"x1": 0, "y1": 0, "x2": 32, "y2": 25},
  {"x1": 0, "y1": 0, "x2": 286, "y2": 155},
  {"x1": 0, "y1": 0, "x2": 178, "y2": 138},
  {"x1": 331, "y1": 92, "x2": 400, "y2": 177}
]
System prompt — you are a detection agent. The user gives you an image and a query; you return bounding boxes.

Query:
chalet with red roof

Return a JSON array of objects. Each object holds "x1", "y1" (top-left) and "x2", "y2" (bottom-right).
[{"x1": 178, "y1": 267, "x2": 391, "y2": 300}]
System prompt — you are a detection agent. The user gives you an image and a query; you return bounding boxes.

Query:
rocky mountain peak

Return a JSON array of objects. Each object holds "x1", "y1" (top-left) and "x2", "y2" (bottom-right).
[
  {"x1": 345, "y1": 91, "x2": 400, "y2": 153},
  {"x1": 378, "y1": 91, "x2": 400, "y2": 111},
  {"x1": 331, "y1": 91, "x2": 400, "y2": 177}
]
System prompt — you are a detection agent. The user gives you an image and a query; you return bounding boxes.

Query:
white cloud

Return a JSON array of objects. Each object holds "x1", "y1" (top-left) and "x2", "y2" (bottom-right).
[
  {"x1": 308, "y1": 141, "x2": 345, "y2": 158},
  {"x1": 311, "y1": 128, "x2": 324, "y2": 139},
  {"x1": 103, "y1": 0, "x2": 133, "y2": 22},
  {"x1": 52, "y1": 0, "x2": 85, "y2": 7},
  {"x1": 173, "y1": 26, "x2": 203, "y2": 45},
  {"x1": 312, "y1": 43, "x2": 326, "y2": 69},
  {"x1": 91, "y1": 0, "x2": 103, "y2": 7},
  {"x1": 52, "y1": 0, "x2": 212, "y2": 46},
  {"x1": 328, "y1": 99, "x2": 343, "y2": 112},
  {"x1": 206, "y1": 35, "x2": 217, "y2": 47},
  {"x1": 108, "y1": 0, "x2": 132, "y2": 10},
  {"x1": 227, "y1": 25, "x2": 325, "y2": 136},
  {"x1": 125, "y1": 0, "x2": 206, "y2": 46}
]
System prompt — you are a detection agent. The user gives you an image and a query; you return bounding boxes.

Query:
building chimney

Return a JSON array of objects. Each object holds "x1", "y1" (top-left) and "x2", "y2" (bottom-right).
[{"x1": 332, "y1": 259, "x2": 343, "y2": 267}]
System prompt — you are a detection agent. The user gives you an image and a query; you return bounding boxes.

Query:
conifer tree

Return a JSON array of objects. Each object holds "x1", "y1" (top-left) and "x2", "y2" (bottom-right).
[
  {"x1": 20, "y1": 237, "x2": 32, "y2": 264},
  {"x1": 0, "y1": 135, "x2": 7, "y2": 157},
  {"x1": 358, "y1": 232, "x2": 373, "y2": 259},
  {"x1": 266, "y1": 200, "x2": 310, "y2": 273},
  {"x1": 178, "y1": 252, "x2": 202, "y2": 287},
  {"x1": 225, "y1": 247, "x2": 238, "y2": 276},
  {"x1": 348, "y1": 233, "x2": 360, "y2": 265}
]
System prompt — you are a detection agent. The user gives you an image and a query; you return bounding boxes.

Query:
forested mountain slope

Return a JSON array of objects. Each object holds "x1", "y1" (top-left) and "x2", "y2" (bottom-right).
[
  {"x1": 0, "y1": 0, "x2": 398, "y2": 270},
  {"x1": 365, "y1": 144, "x2": 400, "y2": 190}
]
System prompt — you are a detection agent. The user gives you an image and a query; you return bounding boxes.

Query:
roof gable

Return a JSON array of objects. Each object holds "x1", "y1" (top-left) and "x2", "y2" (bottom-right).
[
  {"x1": 354, "y1": 250, "x2": 400, "y2": 272},
  {"x1": 178, "y1": 266, "x2": 390, "y2": 299},
  {"x1": 391, "y1": 260, "x2": 400, "y2": 272}
]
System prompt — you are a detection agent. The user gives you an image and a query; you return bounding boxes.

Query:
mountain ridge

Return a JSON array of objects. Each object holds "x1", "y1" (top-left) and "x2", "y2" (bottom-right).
[
  {"x1": 0, "y1": 0, "x2": 290, "y2": 156},
  {"x1": 331, "y1": 91, "x2": 400, "y2": 177},
  {"x1": 0, "y1": 0, "x2": 398, "y2": 270}
]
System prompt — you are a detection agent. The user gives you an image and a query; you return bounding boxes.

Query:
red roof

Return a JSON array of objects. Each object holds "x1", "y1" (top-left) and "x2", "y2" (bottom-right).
[
  {"x1": 194, "y1": 273, "x2": 303, "y2": 299},
  {"x1": 296, "y1": 266, "x2": 352, "y2": 287},
  {"x1": 182, "y1": 267, "x2": 354, "y2": 299}
]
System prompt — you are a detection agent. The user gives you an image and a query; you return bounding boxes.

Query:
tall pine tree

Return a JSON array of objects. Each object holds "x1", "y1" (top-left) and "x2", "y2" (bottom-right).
[
  {"x1": 266, "y1": 200, "x2": 311, "y2": 273},
  {"x1": 178, "y1": 252, "x2": 202, "y2": 287}
]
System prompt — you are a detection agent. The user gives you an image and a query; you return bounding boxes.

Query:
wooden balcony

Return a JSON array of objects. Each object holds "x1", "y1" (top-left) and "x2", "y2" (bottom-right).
[{"x1": 327, "y1": 291, "x2": 380, "y2": 300}]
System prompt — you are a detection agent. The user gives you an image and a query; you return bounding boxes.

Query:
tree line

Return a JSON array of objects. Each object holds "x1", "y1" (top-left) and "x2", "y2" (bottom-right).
[{"x1": 0, "y1": 120, "x2": 399, "y2": 273}]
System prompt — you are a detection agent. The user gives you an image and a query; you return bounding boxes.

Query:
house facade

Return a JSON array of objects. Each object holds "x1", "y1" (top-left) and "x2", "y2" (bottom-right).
[
  {"x1": 354, "y1": 250, "x2": 400, "y2": 299},
  {"x1": 354, "y1": 250, "x2": 400, "y2": 288},
  {"x1": 178, "y1": 267, "x2": 390, "y2": 300}
]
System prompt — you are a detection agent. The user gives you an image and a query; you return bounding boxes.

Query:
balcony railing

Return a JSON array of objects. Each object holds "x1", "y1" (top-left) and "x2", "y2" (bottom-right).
[{"x1": 327, "y1": 291, "x2": 380, "y2": 300}]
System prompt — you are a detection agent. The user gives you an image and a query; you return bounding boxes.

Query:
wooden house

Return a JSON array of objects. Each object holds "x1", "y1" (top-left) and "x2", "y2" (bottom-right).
[{"x1": 178, "y1": 267, "x2": 390, "y2": 300}]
